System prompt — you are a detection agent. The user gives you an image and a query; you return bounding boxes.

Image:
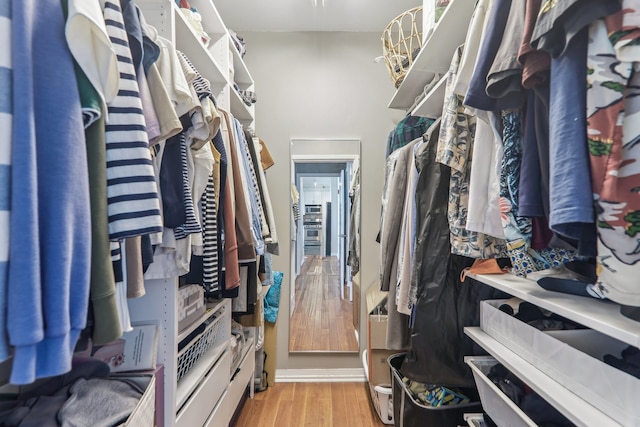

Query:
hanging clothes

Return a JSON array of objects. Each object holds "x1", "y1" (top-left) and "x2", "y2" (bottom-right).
[
  {"x1": 347, "y1": 165, "x2": 361, "y2": 275},
  {"x1": 546, "y1": 28, "x2": 596, "y2": 256},
  {"x1": 221, "y1": 111, "x2": 255, "y2": 263},
  {"x1": 400, "y1": 119, "x2": 474, "y2": 387},
  {"x1": 201, "y1": 174, "x2": 219, "y2": 293},
  {"x1": 587, "y1": 8, "x2": 640, "y2": 306},
  {"x1": 0, "y1": 0, "x2": 11, "y2": 362},
  {"x1": 380, "y1": 139, "x2": 418, "y2": 350},
  {"x1": 291, "y1": 184, "x2": 300, "y2": 240},
  {"x1": 250, "y1": 135, "x2": 279, "y2": 255},
  {"x1": 380, "y1": 140, "x2": 418, "y2": 291},
  {"x1": 395, "y1": 147, "x2": 417, "y2": 315},
  {"x1": 386, "y1": 115, "x2": 433, "y2": 156},
  {"x1": 462, "y1": 0, "x2": 512, "y2": 240},
  {"x1": 103, "y1": 0, "x2": 162, "y2": 241},
  {"x1": 62, "y1": 0, "x2": 122, "y2": 346},
  {"x1": 499, "y1": 110, "x2": 577, "y2": 275},
  {"x1": 234, "y1": 119, "x2": 265, "y2": 256},
  {"x1": 0, "y1": 0, "x2": 281, "y2": 385},
  {"x1": 436, "y1": 45, "x2": 507, "y2": 259},
  {"x1": 8, "y1": 0, "x2": 91, "y2": 384},
  {"x1": 259, "y1": 138, "x2": 275, "y2": 170}
]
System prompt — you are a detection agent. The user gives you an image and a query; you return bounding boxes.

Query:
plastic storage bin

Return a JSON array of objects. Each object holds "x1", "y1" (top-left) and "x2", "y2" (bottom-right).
[
  {"x1": 463, "y1": 413, "x2": 487, "y2": 427},
  {"x1": 480, "y1": 299, "x2": 640, "y2": 426},
  {"x1": 388, "y1": 353, "x2": 481, "y2": 427},
  {"x1": 363, "y1": 349, "x2": 394, "y2": 425},
  {"x1": 465, "y1": 356, "x2": 537, "y2": 427},
  {"x1": 371, "y1": 383, "x2": 394, "y2": 425},
  {"x1": 177, "y1": 302, "x2": 230, "y2": 381}
]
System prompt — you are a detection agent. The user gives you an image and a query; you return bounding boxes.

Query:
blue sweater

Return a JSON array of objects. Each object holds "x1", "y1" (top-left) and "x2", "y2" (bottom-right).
[
  {"x1": 0, "y1": 0, "x2": 12, "y2": 363},
  {"x1": 9, "y1": 0, "x2": 91, "y2": 384}
]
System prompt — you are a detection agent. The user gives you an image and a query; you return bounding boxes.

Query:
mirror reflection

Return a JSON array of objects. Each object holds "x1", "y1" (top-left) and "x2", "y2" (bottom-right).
[{"x1": 289, "y1": 139, "x2": 360, "y2": 353}]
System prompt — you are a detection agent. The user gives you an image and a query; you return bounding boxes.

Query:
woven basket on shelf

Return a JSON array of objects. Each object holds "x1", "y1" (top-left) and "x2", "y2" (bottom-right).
[{"x1": 381, "y1": 6, "x2": 423, "y2": 88}]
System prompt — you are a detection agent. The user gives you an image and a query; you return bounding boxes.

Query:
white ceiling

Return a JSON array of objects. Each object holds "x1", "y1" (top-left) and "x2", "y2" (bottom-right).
[
  {"x1": 301, "y1": 176, "x2": 334, "y2": 191},
  {"x1": 213, "y1": 0, "x2": 422, "y2": 32}
]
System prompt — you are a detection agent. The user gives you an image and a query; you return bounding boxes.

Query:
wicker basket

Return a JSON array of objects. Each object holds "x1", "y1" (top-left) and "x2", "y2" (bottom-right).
[{"x1": 382, "y1": 6, "x2": 423, "y2": 88}]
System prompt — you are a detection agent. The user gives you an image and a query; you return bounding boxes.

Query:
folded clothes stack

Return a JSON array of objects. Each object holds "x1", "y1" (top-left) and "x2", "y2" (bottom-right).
[
  {"x1": 604, "y1": 346, "x2": 640, "y2": 380},
  {"x1": 0, "y1": 359, "x2": 143, "y2": 426},
  {"x1": 487, "y1": 363, "x2": 573, "y2": 427},
  {"x1": 229, "y1": 29, "x2": 246, "y2": 57},
  {"x1": 238, "y1": 90, "x2": 257, "y2": 106}
]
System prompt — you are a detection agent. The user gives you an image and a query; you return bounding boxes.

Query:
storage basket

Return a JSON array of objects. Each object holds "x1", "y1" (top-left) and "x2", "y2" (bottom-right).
[
  {"x1": 371, "y1": 383, "x2": 394, "y2": 425},
  {"x1": 381, "y1": 7, "x2": 423, "y2": 88},
  {"x1": 466, "y1": 356, "x2": 537, "y2": 427},
  {"x1": 121, "y1": 375, "x2": 156, "y2": 427},
  {"x1": 177, "y1": 284, "x2": 205, "y2": 333},
  {"x1": 479, "y1": 299, "x2": 640, "y2": 426},
  {"x1": 388, "y1": 353, "x2": 481, "y2": 427},
  {"x1": 177, "y1": 303, "x2": 230, "y2": 381}
]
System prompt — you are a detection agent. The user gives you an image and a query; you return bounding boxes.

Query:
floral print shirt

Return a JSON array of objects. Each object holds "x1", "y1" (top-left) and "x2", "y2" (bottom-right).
[
  {"x1": 499, "y1": 110, "x2": 577, "y2": 276},
  {"x1": 436, "y1": 45, "x2": 507, "y2": 259},
  {"x1": 587, "y1": 8, "x2": 640, "y2": 306}
]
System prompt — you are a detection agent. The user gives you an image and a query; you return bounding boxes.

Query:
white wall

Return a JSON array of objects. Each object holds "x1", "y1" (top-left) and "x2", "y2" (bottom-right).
[{"x1": 242, "y1": 31, "x2": 404, "y2": 370}]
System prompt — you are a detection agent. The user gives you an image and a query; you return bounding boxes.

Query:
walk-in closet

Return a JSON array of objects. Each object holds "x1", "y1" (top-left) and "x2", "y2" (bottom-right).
[{"x1": 1, "y1": 0, "x2": 639, "y2": 426}]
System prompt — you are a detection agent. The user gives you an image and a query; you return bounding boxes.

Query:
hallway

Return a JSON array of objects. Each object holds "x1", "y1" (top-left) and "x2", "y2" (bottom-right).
[{"x1": 289, "y1": 256, "x2": 358, "y2": 352}]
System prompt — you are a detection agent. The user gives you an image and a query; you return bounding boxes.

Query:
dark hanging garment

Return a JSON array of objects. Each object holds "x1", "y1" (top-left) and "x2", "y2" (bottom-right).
[
  {"x1": 230, "y1": 261, "x2": 257, "y2": 315},
  {"x1": 401, "y1": 119, "x2": 477, "y2": 387},
  {"x1": 160, "y1": 122, "x2": 189, "y2": 228},
  {"x1": 212, "y1": 130, "x2": 228, "y2": 282}
]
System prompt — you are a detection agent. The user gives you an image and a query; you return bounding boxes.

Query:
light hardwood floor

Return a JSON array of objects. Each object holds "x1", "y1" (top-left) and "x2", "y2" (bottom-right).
[
  {"x1": 233, "y1": 382, "x2": 387, "y2": 427},
  {"x1": 289, "y1": 256, "x2": 358, "y2": 352}
]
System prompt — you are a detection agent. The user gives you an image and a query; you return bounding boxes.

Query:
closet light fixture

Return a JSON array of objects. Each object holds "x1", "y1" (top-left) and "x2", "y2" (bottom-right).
[{"x1": 312, "y1": 0, "x2": 326, "y2": 7}]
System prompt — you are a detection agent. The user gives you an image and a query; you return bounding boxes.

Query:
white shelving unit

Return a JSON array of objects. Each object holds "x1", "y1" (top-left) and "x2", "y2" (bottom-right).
[
  {"x1": 138, "y1": 0, "x2": 255, "y2": 129},
  {"x1": 384, "y1": 1, "x2": 640, "y2": 424},
  {"x1": 465, "y1": 328, "x2": 620, "y2": 427},
  {"x1": 411, "y1": 73, "x2": 448, "y2": 118},
  {"x1": 466, "y1": 272, "x2": 640, "y2": 426},
  {"x1": 387, "y1": 0, "x2": 475, "y2": 112},
  {"x1": 230, "y1": 88, "x2": 254, "y2": 122},
  {"x1": 129, "y1": 2, "x2": 258, "y2": 426},
  {"x1": 468, "y1": 273, "x2": 640, "y2": 348}
]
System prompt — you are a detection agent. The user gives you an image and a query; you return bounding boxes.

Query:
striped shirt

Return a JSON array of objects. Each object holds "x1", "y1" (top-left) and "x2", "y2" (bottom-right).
[
  {"x1": 0, "y1": 0, "x2": 11, "y2": 362},
  {"x1": 103, "y1": 0, "x2": 162, "y2": 240},
  {"x1": 173, "y1": 132, "x2": 202, "y2": 240},
  {"x1": 176, "y1": 51, "x2": 219, "y2": 149},
  {"x1": 201, "y1": 174, "x2": 219, "y2": 293},
  {"x1": 110, "y1": 241, "x2": 123, "y2": 283}
]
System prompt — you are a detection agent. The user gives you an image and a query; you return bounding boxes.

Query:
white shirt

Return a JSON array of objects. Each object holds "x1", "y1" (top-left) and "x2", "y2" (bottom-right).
[{"x1": 65, "y1": 0, "x2": 119, "y2": 110}]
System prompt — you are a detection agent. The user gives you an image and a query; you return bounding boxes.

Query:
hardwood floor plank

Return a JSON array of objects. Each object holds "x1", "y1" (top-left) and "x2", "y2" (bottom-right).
[
  {"x1": 274, "y1": 403, "x2": 293, "y2": 426},
  {"x1": 330, "y1": 383, "x2": 349, "y2": 424},
  {"x1": 295, "y1": 383, "x2": 312, "y2": 426},
  {"x1": 304, "y1": 384, "x2": 333, "y2": 427},
  {"x1": 256, "y1": 383, "x2": 282, "y2": 425},
  {"x1": 234, "y1": 382, "x2": 386, "y2": 427},
  {"x1": 234, "y1": 397, "x2": 266, "y2": 427},
  {"x1": 290, "y1": 256, "x2": 358, "y2": 352}
]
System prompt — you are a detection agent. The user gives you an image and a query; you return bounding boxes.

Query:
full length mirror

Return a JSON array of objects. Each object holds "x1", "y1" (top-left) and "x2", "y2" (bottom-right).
[{"x1": 289, "y1": 139, "x2": 360, "y2": 353}]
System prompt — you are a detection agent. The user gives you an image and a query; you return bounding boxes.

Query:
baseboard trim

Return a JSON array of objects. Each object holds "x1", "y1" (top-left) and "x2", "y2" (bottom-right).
[{"x1": 275, "y1": 368, "x2": 366, "y2": 383}]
